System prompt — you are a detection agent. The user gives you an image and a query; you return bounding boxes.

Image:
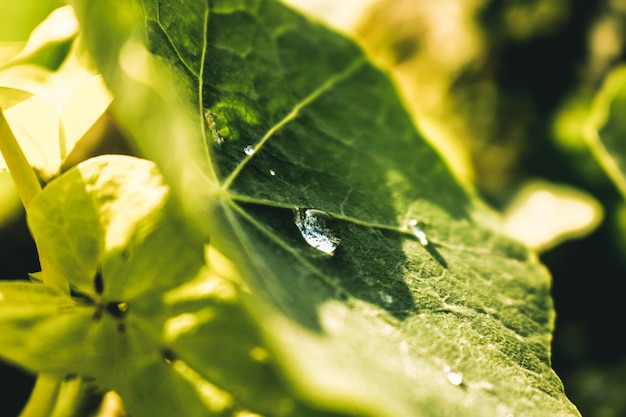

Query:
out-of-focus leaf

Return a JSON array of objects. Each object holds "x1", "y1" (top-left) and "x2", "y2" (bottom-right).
[
  {"x1": 0, "y1": 0, "x2": 64, "y2": 43},
  {"x1": 0, "y1": 6, "x2": 112, "y2": 180},
  {"x1": 503, "y1": 179, "x2": 603, "y2": 251},
  {"x1": 73, "y1": 1, "x2": 580, "y2": 416},
  {"x1": 2, "y1": 155, "x2": 344, "y2": 417},
  {"x1": 585, "y1": 65, "x2": 626, "y2": 200},
  {"x1": 0, "y1": 6, "x2": 78, "y2": 71}
]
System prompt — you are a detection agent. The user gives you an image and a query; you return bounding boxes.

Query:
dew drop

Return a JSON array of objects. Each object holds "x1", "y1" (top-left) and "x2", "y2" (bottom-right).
[
  {"x1": 203, "y1": 108, "x2": 224, "y2": 144},
  {"x1": 294, "y1": 209, "x2": 340, "y2": 255},
  {"x1": 408, "y1": 219, "x2": 429, "y2": 246},
  {"x1": 244, "y1": 145, "x2": 255, "y2": 155},
  {"x1": 443, "y1": 365, "x2": 463, "y2": 386},
  {"x1": 379, "y1": 291, "x2": 394, "y2": 305},
  {"x1": 269, "y1": 169, "x2": 276, "y2": 176}
]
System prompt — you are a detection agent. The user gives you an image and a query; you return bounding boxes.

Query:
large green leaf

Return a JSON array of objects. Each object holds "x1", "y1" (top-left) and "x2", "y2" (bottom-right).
[
  {"x1": 72, "y1": 1, "x2": 580, "y2": 416},
  {"x1": 2, "y1": 155, "x2": 340, "y2": 417},
  {"x1": 585, "y1": 65, "x2": 626, "y2": 200}
]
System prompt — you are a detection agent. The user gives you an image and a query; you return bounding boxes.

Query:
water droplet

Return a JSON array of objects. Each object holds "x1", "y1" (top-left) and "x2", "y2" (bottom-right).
[
  {"x1": 443, "y1": 365, "x2": 463, "y2": 386},
  {"x1": 203, "y1": 109, "x2": 224, "y2": 144},
  {"x1": 408, "y1": 219, "x2": 429, "y2": 246},
  {"x1": 294, "y1": 209, "x2": 340, "y2": 255},
  {"x1": 244, "y1": 145, "x2": 255, "y2": 155},
  {"x1": 379, "y1": 291, "x2": 393, "y2": 305},
  {"x1": 269, "y1": 169, "x2": 276, "y2": 176}
]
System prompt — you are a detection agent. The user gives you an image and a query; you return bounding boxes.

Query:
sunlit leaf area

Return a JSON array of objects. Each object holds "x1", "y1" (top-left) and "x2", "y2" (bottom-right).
[{"x1": 1, "y1": 1, "x2": 625, "y2": 416}]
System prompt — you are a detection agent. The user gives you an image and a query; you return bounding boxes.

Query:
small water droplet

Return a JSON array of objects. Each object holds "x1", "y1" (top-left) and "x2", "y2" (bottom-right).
[
  {"x1": 203, "y1": 108, "x2": 224, "y2": 144},
  {"x1": 294, "y1": 209, "x2": 340, "y2": 255},
  {"x1": 379, "y1": 291, "x2": 393, "y2": 305},
  {"x1": 408, "y1": 219, "x2": 429, "y2": 246},
  {"x1": 244, "y1": 145, "x2": 255, "y2": 155},
  {"x1": 443, "y1": 365, "x2": 463, "y2": 386},
  {"x1": 269, "y1": 169, "x2": 276, "y2": 176}
]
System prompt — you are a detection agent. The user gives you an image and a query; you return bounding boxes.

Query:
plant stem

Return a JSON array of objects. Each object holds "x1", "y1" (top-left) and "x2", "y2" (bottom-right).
[
  {"x1": 0, "y1": 109, "x2": 42, "y2": 209},
  {"x1": 0, "y1": 109, "x2": 68, "y2": 292},
  {"x1": 18, "y1": 373, "x2": 62, "y2": 417}
]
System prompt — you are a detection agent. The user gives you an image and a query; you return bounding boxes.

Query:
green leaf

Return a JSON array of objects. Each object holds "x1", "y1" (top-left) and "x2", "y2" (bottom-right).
[
  {"x1": 72, "y1": 1, "x2": 580, "y2": 416},
  {"x1": 585, "y1": 65, "x2": 626, "y2": 200},
  {"x1": 4, "y1": 154, "x2": 344, "y2": 417},
  {"x1": 0, "y1": 6, "x2": 112, "y2": 181}
]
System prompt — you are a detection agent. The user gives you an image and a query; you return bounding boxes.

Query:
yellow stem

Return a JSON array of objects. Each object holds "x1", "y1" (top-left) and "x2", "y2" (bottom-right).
[
  {"x1": 0, "y1": 109, "x2": 42, "y2": 209},
  {"x1": 0, "y1": 109, "x2": 68, "y2": 293}
]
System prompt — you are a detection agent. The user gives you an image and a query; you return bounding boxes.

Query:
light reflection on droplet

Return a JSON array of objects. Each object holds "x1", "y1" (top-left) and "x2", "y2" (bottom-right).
[
  {"x1": 294, "y1": 209, "x2": 340, "y2": 255},
  {"x1": 269, "y1": 169, "x2": 276, "y2": 176},
  {"x1": 203, "y1": 108, "x2": 224, "y2": 144},
  {"x1": 408, "y1": 219, "x2": 429, "y2": 246},
  {"x1": 443, "y1": 365, "x2": 463, "y2": 386},
  {"x1": 244, "y1": 145, "x2": 255, "y2": 155},
  {"x1": 379, "y1": 291, "x2": 393, "y2": 305}
]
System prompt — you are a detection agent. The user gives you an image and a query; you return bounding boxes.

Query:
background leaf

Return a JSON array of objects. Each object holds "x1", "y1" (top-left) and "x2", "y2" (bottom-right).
[
  {"x1": 72, "y1": 1, "x2": 580, "y2": 416},
  {"x1": 585, "y1": 65, "x2": 626, "y2": 201},
  {"x1": 0, "y1": 6, "x2": 112, "y2": 181}
]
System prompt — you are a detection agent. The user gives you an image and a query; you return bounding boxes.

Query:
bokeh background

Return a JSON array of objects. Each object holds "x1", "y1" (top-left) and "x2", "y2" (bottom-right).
[{"x1": 2, "y1": 0, "x2": 625, "y2": 416}]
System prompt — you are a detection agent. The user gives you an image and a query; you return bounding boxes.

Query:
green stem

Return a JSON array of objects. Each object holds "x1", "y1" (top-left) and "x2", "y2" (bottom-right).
[
  {"x1": 0, "y1": 109, "x2": 68, "y2": 292},
  {"x1": 0, "y1": 109, "x2": 42, "y2": 209},
  {"x1": 18, "y1": 373, "x2": 63, "y2": 417}
]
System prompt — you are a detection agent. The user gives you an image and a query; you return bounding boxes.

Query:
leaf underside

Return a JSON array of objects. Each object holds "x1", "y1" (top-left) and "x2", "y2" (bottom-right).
[{"x1": 0, "y1": 0, "x2": 581, "y2": 416}]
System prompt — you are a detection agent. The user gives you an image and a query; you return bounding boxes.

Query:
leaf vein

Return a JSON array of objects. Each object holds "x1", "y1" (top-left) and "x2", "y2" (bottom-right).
[
  {"x1": 155, "y1": 1, "x2": 200, "y2": 79},
  {"x1": 221, "y1": 57, "x2": 367, "y2": 190}
]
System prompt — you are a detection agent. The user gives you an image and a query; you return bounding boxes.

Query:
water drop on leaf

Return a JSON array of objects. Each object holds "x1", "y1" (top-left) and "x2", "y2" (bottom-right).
[
  {"x1": 408, "y1": 219, "x2": 429, "y2": 246},
  {"x1": 244, "y1": 145, "x2": 255, "y2": 155},
  {"x1": 379, "y1": 291, "x2": 394, "y2": 305},
  {"x1": 203, "y1": 108, "x2": 224, "y2": 144},
  {"x1": 294, "y1": 208, "x2": 340, "y2": 255},
  {"x1": 443, "y1": 365, "x2": 463, "y2": 386}
]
